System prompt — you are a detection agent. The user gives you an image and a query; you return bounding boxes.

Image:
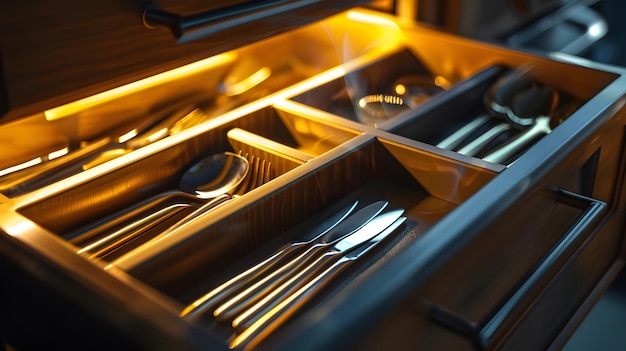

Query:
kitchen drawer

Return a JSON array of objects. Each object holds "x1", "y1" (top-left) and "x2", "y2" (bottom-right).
[
  {"x1": 1, "y1": 9, "x2": 625, "y2": 351},
  {"x1": 411, "y1": 101, "x2": 626, "y2": 342},
  {"x1": 482, "y1": 208, "x2": 622, "y2": 351}
]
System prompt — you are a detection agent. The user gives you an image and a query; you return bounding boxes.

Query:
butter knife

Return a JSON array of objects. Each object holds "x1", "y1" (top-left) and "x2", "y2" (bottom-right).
[{"x1": 229, "y1": 215, "x2": 407, "y2": 350}]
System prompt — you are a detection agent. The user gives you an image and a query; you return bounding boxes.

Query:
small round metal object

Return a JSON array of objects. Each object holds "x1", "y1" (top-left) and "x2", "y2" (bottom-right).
[{"x1": 356, "y1": 94, "x2": 414, "y2": 126}]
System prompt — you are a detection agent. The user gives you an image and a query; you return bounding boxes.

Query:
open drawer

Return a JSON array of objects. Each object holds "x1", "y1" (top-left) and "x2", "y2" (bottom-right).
[{"x1": 1, "y1": 8, "x2": 625, "y2": 351}]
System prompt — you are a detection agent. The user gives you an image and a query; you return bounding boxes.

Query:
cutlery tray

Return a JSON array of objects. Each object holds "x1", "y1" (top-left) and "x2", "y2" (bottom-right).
[
  {"x1": 291, "y1": 48, "x2": 590, "y2": 165},
  {"x1": 119, "y1": 136, "x2": 496, "y2": 299},
  {"x1": 2, "y1": 9, "x2": 623, "y2": 350},
  {"x1": 18, "y1": 105, "x2": 358, "y2": 238}
]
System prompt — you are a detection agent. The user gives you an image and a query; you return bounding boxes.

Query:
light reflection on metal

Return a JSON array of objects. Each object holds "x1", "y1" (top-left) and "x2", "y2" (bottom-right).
[
  {"x1": 118, "y1": 129, "x2": 139, "y2": 144},
  {"x1": 0, "y1": 158, "x2": 42, "y2": 177},
  {"x1": 145, "y1": 128, "x2": 169, "y2": 143},
  {"x1": 346, "y1": 10, "x2": 400, "y2": 29},
  {"x1": 434, "y1": 76, "x2": 452, "y2": 89},
  {"x1": 588, "y1": 23, "x2": 603, "y2": 38},
  {"x1": 44, "y1": 52, "x2": 237, "y2": 121},
  {"x1": 48, "y1": 147, "x2": 69, "y2": 160},
  {"x1": 4, "y1": 220, "x2": 37, "y2": 237},
  {"x1": 224, "y1": 67, "x2": 272, "y2": 96},
  {"x1": 395, "y1": 83, "x2": 407, "y2": 95}
]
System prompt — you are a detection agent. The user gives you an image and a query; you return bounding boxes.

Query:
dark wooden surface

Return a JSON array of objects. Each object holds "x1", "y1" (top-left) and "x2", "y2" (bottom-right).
[{"x1": 0, "y1": 0, "x2": 366, "y2": 123}]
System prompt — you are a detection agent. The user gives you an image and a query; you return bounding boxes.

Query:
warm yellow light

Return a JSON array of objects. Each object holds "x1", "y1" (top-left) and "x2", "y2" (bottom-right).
[
  {"x1": 395, "y1": 83, "x2": 407, "y2": 95},
  {"x1": 224, "y1": 67, "x2": 272, "y2": 96},
  {"x1": 0, "y1": 157, "x2": 42, "y2": 177},
  {"x1": 44, "y1": 52, "x2": 237, "y2": 121},
  {"x1": 346, "y1": 10, "x2": 400, "y2": 29},
  {"x1": 434, "y1": 76, "x2": 452, "y2": 89},
  {"x1": 146, "y1": 128, "x2": 169, "y2": 143},
  {"x1": 4, "y1": 220, "x2": 37, "y2": 237},
  {"x1": 118, "y1": 129, "x2": 138, "y2": 143},
  {"x1": 48, "y1": 147, "x2": 69, "y2": 160}
]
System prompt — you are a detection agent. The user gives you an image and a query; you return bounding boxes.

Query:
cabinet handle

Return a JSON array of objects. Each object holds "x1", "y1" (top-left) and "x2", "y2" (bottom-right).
[
  {"x1": 478, "y1": 188, "x2": 606, "y2": 347},
  {"x1": 143, "y1": 0, "x2": 317, "y2": 43}
]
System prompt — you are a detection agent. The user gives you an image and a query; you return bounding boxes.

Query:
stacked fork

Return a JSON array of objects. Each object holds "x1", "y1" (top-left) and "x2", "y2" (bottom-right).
[{"x1": 180, "y1": 200, "x2": 407, "y2": 350}]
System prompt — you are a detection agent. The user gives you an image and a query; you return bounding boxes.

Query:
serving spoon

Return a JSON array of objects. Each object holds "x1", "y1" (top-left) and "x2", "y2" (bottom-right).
[{"x1": 74, "y1": 151, "x2": 249, "y2": 258}]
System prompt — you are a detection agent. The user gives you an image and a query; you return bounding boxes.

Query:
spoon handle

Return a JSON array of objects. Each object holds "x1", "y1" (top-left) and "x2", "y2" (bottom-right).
[
  {"x1": 229, "y1": 216, "x2": 406, "y2": 350},
  {"x1": 212, "y1": 244, "x2": 327, "y2": 322},
  {"x1": 163, "y1": 193, "x2": 232, "y2": 233},
  {"x1": 231, "y1": 252, "x2": 337, "y2": 330},
  {"x1": 181, "y1": 242, "x2": 318, "y2": 319}
]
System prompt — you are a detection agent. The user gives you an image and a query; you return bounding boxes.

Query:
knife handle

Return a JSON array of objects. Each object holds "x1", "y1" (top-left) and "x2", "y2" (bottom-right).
[
  {"x1": 180, "y1": 242, "x2": 311, "y2": 319},
  {"x1": 229, "y1": 257, "x2": 351, "y2": 350},
  {"x1": 232, "y1": 252, "x2": 339, "y2": 330},
  {"x1": 212, "y1": 244, "x2": 328, "y2": 321}
]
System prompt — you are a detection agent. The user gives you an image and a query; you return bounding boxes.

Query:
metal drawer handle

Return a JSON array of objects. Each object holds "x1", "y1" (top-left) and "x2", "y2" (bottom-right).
[
  {"x1": 478, "y1": 187, "x2": 607, "y2": 348},
  {"x1": 143, "y1": 0, "x2": 317, "y2": 43}
]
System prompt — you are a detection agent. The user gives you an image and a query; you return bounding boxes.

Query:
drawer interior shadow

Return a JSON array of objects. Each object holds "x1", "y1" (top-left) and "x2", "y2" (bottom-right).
[
  {"x1": 290, "y1": 48, "x2": 446, "y2": 127},
  {"x1": 120, "y1": 137, "x2": 497, "y2": 306},
  {"x1": 387, "y1": 65, "x2": 589, "y2": 164},
  {"x1": 17, "y1": 106, "x2": 358, "y2": 251}
]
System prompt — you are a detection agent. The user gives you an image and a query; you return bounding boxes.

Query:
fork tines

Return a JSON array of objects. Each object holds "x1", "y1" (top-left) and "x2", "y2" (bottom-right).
[{"x1": 233, "y1": 152, "x2": 272, "y2": 196}]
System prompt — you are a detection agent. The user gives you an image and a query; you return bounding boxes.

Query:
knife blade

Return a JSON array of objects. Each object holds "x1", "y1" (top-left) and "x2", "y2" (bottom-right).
[
  {"x1": 230, "y1": 215, "x2": 407, "y2": 350},
  {"x1": 214, "y1": 208, "x2": 404, "y2": 322},
  {"x1": 181, "y1": 200, "x2": 387, "y2": 319}
]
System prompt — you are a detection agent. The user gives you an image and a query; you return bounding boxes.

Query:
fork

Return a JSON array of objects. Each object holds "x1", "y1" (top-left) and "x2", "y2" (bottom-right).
[{"x1": 232, "y1": 153, "x2": 272, "y2": 197}]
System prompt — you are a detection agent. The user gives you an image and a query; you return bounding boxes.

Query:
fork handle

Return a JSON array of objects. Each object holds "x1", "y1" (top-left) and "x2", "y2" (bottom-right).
[
  {"x1": 212, "y1": 244, "x2": 326, "y2": 320},
  {"x1": 214, "y1": 245, "x2": 329, "y2": 322},
  {"x1": 180, "y1": 243, "x2": 308, "y2": 319},
  {"x1": 162, "y1": 193, "x2": 232, "y2": 233},
  {"x1": 231, "y1": 252, "x2": 338, "y2": 330},
  {"x1": 229, "y1": 257, "x2": 352, "y2": 350},
  {"x1": 181, "y1": 200, "x2": 359, "y2": 319}
]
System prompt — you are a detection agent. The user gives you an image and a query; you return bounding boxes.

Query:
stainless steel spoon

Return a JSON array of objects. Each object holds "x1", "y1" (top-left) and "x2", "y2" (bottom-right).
[{"x1": 74, "y1": 152, "x2": 249, "y2": 258}]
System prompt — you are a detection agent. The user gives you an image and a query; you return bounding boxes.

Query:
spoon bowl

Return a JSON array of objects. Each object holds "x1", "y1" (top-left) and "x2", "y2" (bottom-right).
[{"x1": 180, "y1": 151, "x2": 249, "y2": 199}]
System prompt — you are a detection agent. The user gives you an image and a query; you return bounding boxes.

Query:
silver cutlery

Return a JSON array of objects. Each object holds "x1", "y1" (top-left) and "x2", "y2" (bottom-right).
[
  {"x1": 162, "y1": 152, "x2": 273, "y2": 236},
  {"x1": 229, "y1": 214, "x2": 407, "y2": 350},
  {"x1": 0, "y1": 101, "x2": 203, "y2": 197},
  {"x1": 435, "y1": 114, "x2": 490, "y2": 150},
  {"x1": 221, "y1": 209, "x2": 405, "y2": 325},
  {"x1": 75, "y1": 152, "x2": 249, "y2": 259},
  {"x1": 180, "y1": 200, "x2": 388, "y2": 319}
]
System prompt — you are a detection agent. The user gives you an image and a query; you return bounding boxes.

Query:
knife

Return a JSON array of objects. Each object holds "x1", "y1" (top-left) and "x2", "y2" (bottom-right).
[
  {"x1": 180, "y1": 200, "x2": 387, "y2": 319},
  {"x1": 212, "y1": 204, "x2": 397, "y2": 321},
  {"x1": 229, "y1": 215, "x2": 407, "y2": 350}
]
